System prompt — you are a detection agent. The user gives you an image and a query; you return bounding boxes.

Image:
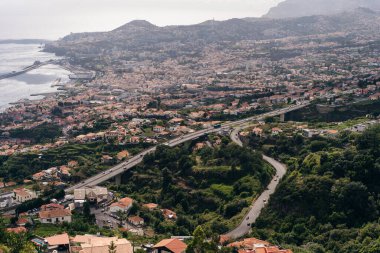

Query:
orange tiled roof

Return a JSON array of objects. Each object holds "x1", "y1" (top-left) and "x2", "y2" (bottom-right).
[
  {"x1": 154, "y1": 238, "x2": 187, "y2": 253},
  {"x1": 119, "y1": 197, "x2": 133, "y2": 207},
  {"x1": 6, "y1": 226, "x2": 27, "y2": 233},
  {"x1": 228, "y1": 238, "x2": 271, "y2": 249},
  {"x1": 143, "y1": 203, "x2": 158, "y2": 209},
  {"x1": 45, "y1": 233, "x2": 70, "y2": 246}
]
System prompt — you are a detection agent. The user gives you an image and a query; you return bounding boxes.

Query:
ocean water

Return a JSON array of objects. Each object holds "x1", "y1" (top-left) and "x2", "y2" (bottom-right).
[{"x1": 0, "y1": 44, "x2": 71, "y2": 112}]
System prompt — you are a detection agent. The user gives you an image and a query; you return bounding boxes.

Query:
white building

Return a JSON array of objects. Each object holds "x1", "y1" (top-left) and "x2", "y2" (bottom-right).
[
  {"x1": 39, "y1": 209, "x2": 72, "y2": 224},
  {"x1": 13, "y1": 188, "x2": 37, "y2": 203}
]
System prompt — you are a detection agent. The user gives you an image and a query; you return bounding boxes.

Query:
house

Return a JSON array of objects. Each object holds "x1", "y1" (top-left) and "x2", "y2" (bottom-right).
[
  {"x1": 0, "y1": 192, "x2": 13, "y2": 208},
  {"x1": 72, "y1": 234, "x2": 132, "y2": 253},
  {"x1": 153, "y1": 238, "x2": 187, "y2": 253},
  {"x1": 252, "y1": 127, "x2": 263, "y2": 136},
  {"x1": 59, "y1": 166, "x2": 72, "y2": 180},
  {"x1": 74, "y1": 188, "x2": 87, "y2": 207},
  {"x1": 109, "y1": 197, "x2": 133, "y2": 213},
  {"x1": 349, "y1": 124, "x2": 367, "y2": 132},
  {"x1": 68, "y1": 160, "x2": 79, "y2": 168},
  {"x1": 143, "y1": 203, "x2": 158, "y2": 210},
  {"x1": 227, "y1": 238, "x2": 271, "y2": 249},
  {"x1": 194, "y1": 142, "x2": 205, "y2": 151},
  {"x1": 6, "y1": 227, "x2": 27, "y2": 233},
  {"x1": 237, "y1": 246, "x2": 293, "y2": 253},
  {"x1": 74, "y1": 186, "x2": 108, "y2": 206},
  {"x1": 128, "y1": 216, "x2": 144, "y2": 226},
  {"x1": 302, "y1": 129, "x2": 320, "y2": 138},
  {"x1": 323, "y1": 129, "x2": 339, "y2": 138},
  {"x1": 44, "y1": 233, "x2": 71, "y2": 253},
  {"x1": 161, "y1": 209, "x2": 177, "y2": 220},
  {"x1": 117, "y1": 150, "x2": 130, "y2": 161},
  {"x1": 13, "y1": 188, "x2": 37, "y2": 203},
  {"x1": 40, "y1": 203, "x2": 65, "y2": 211},
  {"x1": 227, "y1": 237, "x2": 293, "y2": 253},
  {"x1": 369, "y1": 92, "x2": 380, "y2": 100},
  {"x1": 130, "y1": 136, "x2": 140, "y2": 144},
  {"x1": 39, "y1": 209, "x2": 72, "y2": 224},
  {"x1": 101, "y1": 155, "x2": 114, "y2": 164},
  {"x1": 153, "y1": 125, "x2": 165, "y2": 133},
  {"x1": 16, "y1": 217, "x2": 29, "y2": 226},
  {"x1": 32, "y1": 172, "x2": 45, "y2": 181},
  {"x1": 271, "y1": 127, "x2": 283, "y2": 135}
]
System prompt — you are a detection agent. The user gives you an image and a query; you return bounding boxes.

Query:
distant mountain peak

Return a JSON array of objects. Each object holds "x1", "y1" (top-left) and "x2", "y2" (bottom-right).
[{"x1": 114, "y1": 20, "x2": 157, "y2": 31}]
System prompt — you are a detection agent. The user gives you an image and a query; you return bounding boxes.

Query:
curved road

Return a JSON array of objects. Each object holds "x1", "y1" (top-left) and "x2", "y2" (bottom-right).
[
  {"x1": 65, "y1": 103, "x2": 305, "y2": 193},
  {"x1": 224, "y1": 124, "x2": 287, "y2": 239}
]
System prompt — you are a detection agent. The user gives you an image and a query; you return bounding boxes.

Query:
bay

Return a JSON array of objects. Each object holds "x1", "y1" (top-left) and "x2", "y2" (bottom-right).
[{"x1": 0, "y1": 43, "x2": 71, "y2": 112}]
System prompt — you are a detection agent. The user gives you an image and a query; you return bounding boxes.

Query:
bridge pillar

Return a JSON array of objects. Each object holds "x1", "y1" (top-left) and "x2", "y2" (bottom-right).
[
  {"x1": 279, "y1": 113, "x2": 285, "y2": 122},
  {"x1": 115, "y1": 174, "x2": 122, "y2": 185}
]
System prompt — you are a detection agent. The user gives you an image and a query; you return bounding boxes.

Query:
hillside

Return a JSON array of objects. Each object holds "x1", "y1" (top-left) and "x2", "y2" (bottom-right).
[
  {"x1": 44, "y1": 9, "x2": 380, "y2": 63},
  {"x1": 264, "y1": 0, "x2": 380, "y2": 19},
  {"x1": 246, "y1": 125, "x2": 380, "y2": 252},
  {"x1": 109, "y1": 137, "x2": 274, "y2": 236}
]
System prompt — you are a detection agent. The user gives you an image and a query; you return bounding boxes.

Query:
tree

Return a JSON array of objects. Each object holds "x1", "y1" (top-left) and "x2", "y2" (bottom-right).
[
  {"x1": 116, "y1": 209, "x2": 127, "y2": 227},
  {"x1": 19, "y1": 241, "x2": 37, "y2": 253},
  {"x1": 0, "y1": 245, "x2": 10, "y2": 253},
  {"x1": 5, "y1": 232, "x2": 35, "y2": 253},
  {"x1": 83, "y1": 201, "x2": 91, "y2": 218},
  {"x1": 161, "y1": 167, "x2": 172, "y2": 193},
  {"x1": 359, "y1": 238, "x2": 380, "y2": 253},
  {"x1": 187, "y1": 226, "x2": 212, "y2": 253},
  {"x1": 108, "y1": 241, "x2": 117, "y2": 253}
]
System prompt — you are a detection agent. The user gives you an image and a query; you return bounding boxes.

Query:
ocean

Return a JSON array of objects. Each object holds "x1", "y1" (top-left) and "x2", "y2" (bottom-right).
[{"x1": 0, "y1": 43, "x2": 71, "y2": 112}]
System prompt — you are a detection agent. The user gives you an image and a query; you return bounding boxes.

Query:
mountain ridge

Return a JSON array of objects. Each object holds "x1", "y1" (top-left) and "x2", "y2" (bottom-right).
[
  {"x1": 44, "y1": 9, "x2": 380, "y2": 61},
  {"x1": 264, "y1": 0, "x2": 380, "y2": 19}
]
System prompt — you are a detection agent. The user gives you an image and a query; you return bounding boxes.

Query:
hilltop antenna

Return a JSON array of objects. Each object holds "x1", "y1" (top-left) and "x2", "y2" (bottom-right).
[{"x1": 212, "y1": 17, "x2": 216, "y2": 33}]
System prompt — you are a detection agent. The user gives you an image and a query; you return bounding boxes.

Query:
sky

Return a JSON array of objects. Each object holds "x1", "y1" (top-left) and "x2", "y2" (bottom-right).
[{"x1": 0, "y1": 0, "x2": 284, "y2": 40}]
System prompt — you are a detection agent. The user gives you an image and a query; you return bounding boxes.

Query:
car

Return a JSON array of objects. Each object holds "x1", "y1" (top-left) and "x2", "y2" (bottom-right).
[
  {"x1": 274, "y1": 179, "x2": 277, "y2": 181},
  {"x1": 246, "y1": 217, "x2": 249, "y2": 220},
  {"x1": 247, "y1": 223, "x2": 251, "y2": 227},
  {"x1": 263, "y1": 199, "x2": 267, "y2": 202},
  {"x1": 107, "y1": 220, "x2": 111, "y2": 223}
]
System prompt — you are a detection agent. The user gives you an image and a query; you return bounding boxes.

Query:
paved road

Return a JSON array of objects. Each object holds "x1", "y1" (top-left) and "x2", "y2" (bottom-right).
[
  {"x1": 65, "y1": 103, "x2": 307, "y2": 193},
  {"x1": 224, "y1": 123, "x2": 287, "y2": 239}
]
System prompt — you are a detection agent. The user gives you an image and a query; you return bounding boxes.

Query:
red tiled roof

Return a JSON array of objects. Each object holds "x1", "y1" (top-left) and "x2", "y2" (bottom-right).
[
  {"x1": 41, "y1": 203, "x2": 65, "y2": 211},
  {"x1": 39, "y1": 209, "x2": 71, "y2": 219}
]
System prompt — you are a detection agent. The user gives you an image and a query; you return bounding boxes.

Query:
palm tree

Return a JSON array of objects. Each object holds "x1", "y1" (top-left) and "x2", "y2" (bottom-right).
[
  {"x1": 108, "y1": 241, "x2": 117, "y2": 253},
  {"x1": 116, "y1": 210, "x2": 127, "y2": 227}
]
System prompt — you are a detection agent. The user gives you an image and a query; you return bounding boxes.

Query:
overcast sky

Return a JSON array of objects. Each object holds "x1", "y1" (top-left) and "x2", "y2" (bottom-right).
[{"x1": 0, "y1": 0, "x2": 284, "y2": 40}]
